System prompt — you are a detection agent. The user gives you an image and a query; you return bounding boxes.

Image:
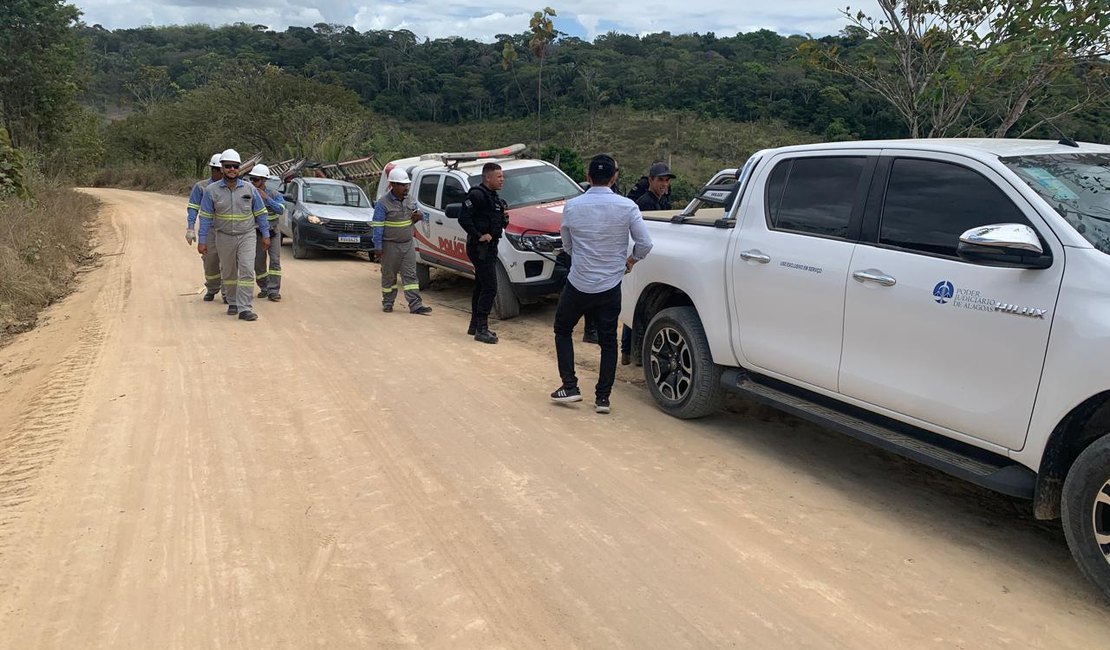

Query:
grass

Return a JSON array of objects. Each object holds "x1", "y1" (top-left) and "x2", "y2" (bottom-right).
[
  {"x1": 0, "y1": 176, "x2": 100, "y2": 342},
  {"x1": 409, "y1": 107, "x2": 820, "y2": 201}
]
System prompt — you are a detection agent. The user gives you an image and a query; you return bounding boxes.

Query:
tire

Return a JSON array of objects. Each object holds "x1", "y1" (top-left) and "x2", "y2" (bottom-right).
[
  {"x1": 493, "y1": 263, "x2": 520, "y2": 320},
  {"x1": 642, "y1": 306, "x2": 723, "y2": 419},
  {"x1": 291, "y1": 224, "x2": 311, "y2": 259},
  {"x1": 1062, "y1": 434, "x2": 1110, "y2": 602},
  {"x1": 416, "y1": 263, "x2": 431, "y2": 290}
]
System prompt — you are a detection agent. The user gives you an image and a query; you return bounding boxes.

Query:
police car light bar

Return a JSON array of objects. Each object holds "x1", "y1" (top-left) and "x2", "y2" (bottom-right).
[{"x1": 423, "y1": 144, "x2": 528, "y2": 165}]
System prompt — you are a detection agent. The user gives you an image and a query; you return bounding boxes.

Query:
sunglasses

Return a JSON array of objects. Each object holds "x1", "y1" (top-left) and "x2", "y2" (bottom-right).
[{"x1": 222, "y1": 163, "x2": 240, "y2": 169}]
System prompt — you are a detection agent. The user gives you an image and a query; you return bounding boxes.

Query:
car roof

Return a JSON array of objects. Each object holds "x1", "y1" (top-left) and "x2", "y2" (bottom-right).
[
  {"x1": 296, "y1": 177, "x2": 361, "y2": 188},
  {"x1": 770, "y1": 138, "x2": 1110, "y2": 160}
]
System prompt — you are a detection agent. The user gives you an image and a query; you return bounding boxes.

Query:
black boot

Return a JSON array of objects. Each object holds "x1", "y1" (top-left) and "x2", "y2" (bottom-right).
[{"x1": 474, "y1": 328, "x2": 498, "y2": 344}]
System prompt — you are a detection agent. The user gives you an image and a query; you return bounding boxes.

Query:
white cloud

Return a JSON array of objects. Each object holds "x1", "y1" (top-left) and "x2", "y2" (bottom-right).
[{"x1": 75, "y1": 0, "x2": 870, "y2": 42}]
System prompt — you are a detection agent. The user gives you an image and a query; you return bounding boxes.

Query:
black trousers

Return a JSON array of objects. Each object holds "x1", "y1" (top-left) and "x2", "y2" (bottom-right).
[
  {"x1": 467, "y1": 240, "x2": 498, "y2": 329},
  {"x1": 553, "y1": 282, "x2": 622, "y2": 399}
]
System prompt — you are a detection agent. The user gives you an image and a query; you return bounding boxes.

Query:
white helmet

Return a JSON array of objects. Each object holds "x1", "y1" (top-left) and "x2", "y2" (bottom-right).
[
  {"x1": 219, "y1": 148, "x2": 242, "y2": 164},
  {"x1": 209, "y1": 153, "x2": 222, "y2": 168},
  {"x1": 387, "y1": 167, "x2": 411, "y2": 184},
  {"x1": 248, "y1": 163, "x2": 270, "y2": 179}
]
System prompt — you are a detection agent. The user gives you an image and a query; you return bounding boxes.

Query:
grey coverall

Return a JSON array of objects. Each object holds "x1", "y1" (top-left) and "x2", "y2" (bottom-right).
[
  {"x1": 372, "y1": 190, "x2": 425, "y2": 311},
  {"x1": 198, "y1": 179, "x2": 269, "y2": 312}
]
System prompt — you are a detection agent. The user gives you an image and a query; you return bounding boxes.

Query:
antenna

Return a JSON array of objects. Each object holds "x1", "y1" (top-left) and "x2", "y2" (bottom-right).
[{"x1": 1042, "y1": 119, "x2": 1079, "y2": 148}]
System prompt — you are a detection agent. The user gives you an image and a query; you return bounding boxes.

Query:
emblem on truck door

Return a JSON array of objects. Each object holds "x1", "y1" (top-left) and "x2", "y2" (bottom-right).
[{"x1": 932, "y1": 280, "x2": 1047, "y2": 318}]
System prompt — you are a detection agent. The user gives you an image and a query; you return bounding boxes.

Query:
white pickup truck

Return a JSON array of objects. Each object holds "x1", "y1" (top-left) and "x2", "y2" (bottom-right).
[{"x1": 621, "y1": 139, "x2": 1110, "y2": 599}]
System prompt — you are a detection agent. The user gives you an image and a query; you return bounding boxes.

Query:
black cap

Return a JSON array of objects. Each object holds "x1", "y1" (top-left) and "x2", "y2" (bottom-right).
[
  {"x1": 648, "y1": 161, "x2": 675, "y2": 178},
  {"x1": 588, "y1": 154, "x2": 617, "y2": 180}
]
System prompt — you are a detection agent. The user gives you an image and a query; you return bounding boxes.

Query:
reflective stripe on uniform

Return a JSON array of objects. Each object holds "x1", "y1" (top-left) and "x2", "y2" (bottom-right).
[
  {"x1": 187, "y1": 202, "x2": 201, "y2": 210},
  {"x1": 205, "y1": 273, "x2": 222, "y2": 280},
  {"x1": 268, "y1": 269, "x2": 282, "y2": 276},
  {"x1": 402, "y1": 283, "x2": 419, "y2": 290},
  {"x1": 213, "y1": 212, "x2": 255, "y2": 221},
  {"x1": 257, "y1": 271, "x2": 269, "y2": 279},
  {"x1": 381, "y1": 285, "x2": 397, "y2": 293}
]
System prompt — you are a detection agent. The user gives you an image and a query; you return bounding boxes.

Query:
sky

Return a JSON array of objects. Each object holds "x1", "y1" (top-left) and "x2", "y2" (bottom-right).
[{"x1": 73, "y1": 0, "x2": 867, "y2": 42}]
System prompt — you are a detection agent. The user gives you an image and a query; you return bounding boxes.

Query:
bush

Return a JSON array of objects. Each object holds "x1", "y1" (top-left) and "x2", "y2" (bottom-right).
[
  {"x1": 0, "y1": 173, "x2": 99, "y2": 341},
  {"x1": 91, "y1": 165, "x2": 194, "y2": 196}
]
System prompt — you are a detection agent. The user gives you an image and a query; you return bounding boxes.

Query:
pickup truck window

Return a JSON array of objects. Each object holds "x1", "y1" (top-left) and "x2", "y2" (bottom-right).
[
  {"x1": 418, "y1": 174, "x2": 440, "y2": 207},
  {"x1": 767, "y1": 157, "x2": 866, "y2": 239},
  {"x1": 468, "y1": 165, "x2": 581, "y2": 209},
  {"x1": 442, "y1": 177, "x2": 467, "y2": 209},
  {"x1": 880, "y1": 158, "x2": 1032, "y2": 258},
  {"x1": 1003, "y1": 153, "x2": 1110, "y2": 254}
]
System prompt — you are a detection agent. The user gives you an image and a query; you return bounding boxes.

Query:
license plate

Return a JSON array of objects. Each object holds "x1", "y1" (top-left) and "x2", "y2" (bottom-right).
[{"x1": 338, "y1": 235, "x2": 360, "y2": 243}]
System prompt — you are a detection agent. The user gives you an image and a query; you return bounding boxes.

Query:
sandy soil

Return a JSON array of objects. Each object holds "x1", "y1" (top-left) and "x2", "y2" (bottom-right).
[{"x1": 0, "y1": 188, "x2": 1107, "y2": 649}]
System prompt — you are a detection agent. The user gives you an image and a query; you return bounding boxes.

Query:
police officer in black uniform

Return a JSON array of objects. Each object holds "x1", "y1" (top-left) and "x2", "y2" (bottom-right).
[{"x1": 460, "y1": 162, "x2": 508, "y2": 344}]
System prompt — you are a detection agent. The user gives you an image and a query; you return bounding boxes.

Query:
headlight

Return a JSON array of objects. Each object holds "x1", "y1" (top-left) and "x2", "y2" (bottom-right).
[
  {"x1": 306, "y1": 214, "x2": 323, "y2": 225},
  {"x1": 505, "y1": 232, "x2": 561, "y2": 253}
]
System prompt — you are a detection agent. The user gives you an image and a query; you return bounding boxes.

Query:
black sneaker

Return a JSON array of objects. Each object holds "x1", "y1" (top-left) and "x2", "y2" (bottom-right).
[
  {"x1": 550, "y1": 386, "x2": 582, "y2": 403},
  {"x1": 268, "y1": 293, "x2": 281, "y2": 302},
  {"x1": 582, "y1": 329, "x2": 599, "y2": 345},
  {"x1": 238, "y1": 310, "x2": 258, "y2": 321},
  {"x1": 257, "y1": 290, "x2": 268, "y2": 298},
  {"x1": 382, "y1": 304, "x2": 393, "y2": 313},
  {"x1": 227, "y1": 305, "x2": 238, "y2": 316},
  {"x1": 411, "y1": 305, "x2": 432, "y2": 315},
  {"x1": 595, "y1": 398, "x2": 611, "y2": 414},
  {"x1": 203, "y1": 291, "x2": 217, "y2": 302},
  {"x1": 474, "y1": 330, "x2": 498, "y2": 344}
]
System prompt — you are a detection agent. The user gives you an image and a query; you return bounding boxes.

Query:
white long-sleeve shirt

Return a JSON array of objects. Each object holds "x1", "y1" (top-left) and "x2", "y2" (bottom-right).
[{"x1": 560, "y1": 186, "x2": 653, "y2": 294}]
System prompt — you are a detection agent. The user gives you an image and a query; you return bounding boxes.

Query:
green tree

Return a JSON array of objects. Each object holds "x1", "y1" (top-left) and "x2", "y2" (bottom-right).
[
  {"x1": 528, "y1": 7, "x2": 558, "y2": 143},
  {"x1": 0, "y1": 0, "x2": 84, "y2": 148},
  {"x1": 803, "y1": 0, "x2": 1110, "y2": 137}
]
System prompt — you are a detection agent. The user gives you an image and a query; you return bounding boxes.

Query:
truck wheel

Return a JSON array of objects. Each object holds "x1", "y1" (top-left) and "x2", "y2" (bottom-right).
[
  {"x1": 1062, "y1": 434, "x2": 1110, "y2": 602},
  {"x1": 292, "y1": 225, "x2": 311, "y2": 259},
  {"x1": 416, "y1": 263, "x2": 431, "y2": 290},
  {"x1": 493, "y1": 264, "x2": 520, "y2": 320},
  {"x1": 643, "y1": 306, "x2": 723, "y2": 419}
]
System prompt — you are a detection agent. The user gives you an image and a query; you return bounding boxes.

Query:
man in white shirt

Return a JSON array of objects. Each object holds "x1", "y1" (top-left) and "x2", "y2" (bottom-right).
[{"x1": 550, "y1": 154, "x2": 653, "y2": 414}]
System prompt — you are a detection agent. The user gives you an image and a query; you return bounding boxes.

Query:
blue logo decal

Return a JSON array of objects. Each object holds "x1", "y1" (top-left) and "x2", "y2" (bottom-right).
[{"x1": 933, "y1": 280, "x2": 954, "y2": 304}]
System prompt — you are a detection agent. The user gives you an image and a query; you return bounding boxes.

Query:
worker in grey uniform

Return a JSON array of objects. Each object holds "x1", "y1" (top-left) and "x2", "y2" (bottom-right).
[
  {"x1": 371, "y1": 167, "x2": 432, "y2": 315},
  {"x1": 186, "y1": 153, "x2": 224, "y2": 301},
  {"x1": 197, "y1": 148, "x2": 270, "y2": 322},
  {"x1": 248, "y1": 164, "x2": 285, "y2": 302}
]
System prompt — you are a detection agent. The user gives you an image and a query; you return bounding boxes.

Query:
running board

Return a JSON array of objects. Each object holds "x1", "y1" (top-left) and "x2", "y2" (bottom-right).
[{"x1": 721, "y1": 370, "x2": 1035, "y2": 499}]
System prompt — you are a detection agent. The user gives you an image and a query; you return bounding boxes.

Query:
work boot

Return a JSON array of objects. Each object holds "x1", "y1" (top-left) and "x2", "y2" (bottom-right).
[
  {"x1": 621, "y1": 352, "x2": 631, "y2": 366},
  {"x1": 227, "y1": 305, "x2": 238, "y2": 316},
  {"x1": 203, "y1": 290, "x2": 217, "y2": 302},
  {"x1": 467, "y1": 318, "x2": 477, "y2": 336},
  {"x1": 238, "y1": 310, "x2": 258, "y2": 321},
  {"x1": 268, "y1": 292, "x2": 281, "y2": 302},
  {"x1": 474, "y1": 329, "x2": 498, "y2": 344},
  {"x1": 257, "y1": 289, "x2": 268, "y2": 298},
  {"x1": 382, "y1": 304, "x2": 393, "y2": 313},
  {"x1": 582, "y1": 328, "x2": 599, "y2": 345},
  {"x1": 410, "y1": 305, "x2": 433, "y2": 315}
]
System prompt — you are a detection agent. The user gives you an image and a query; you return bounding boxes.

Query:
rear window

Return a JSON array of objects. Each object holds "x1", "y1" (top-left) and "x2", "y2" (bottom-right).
[
  {"x1": 1002, "y1": 153, "x2": 1110, "y2": 254},
  {"x1": 468, "y1": 165, "x2": 582, "y2": 209},
  {"x1": 766, "y1": 157, "x2": 866, "y2": 239}
]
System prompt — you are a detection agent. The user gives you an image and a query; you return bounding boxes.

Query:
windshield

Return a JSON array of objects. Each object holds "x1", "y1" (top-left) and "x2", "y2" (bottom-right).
[
  {"x1": 469, "y1": 165, "x2": 582, "y2": 208},
  {"x1": 1002, "y1": 153, "x2": 1110, "y2": 253},
  {"x1": 302, "y1": 181, "x2": 371, "y2": 208}
]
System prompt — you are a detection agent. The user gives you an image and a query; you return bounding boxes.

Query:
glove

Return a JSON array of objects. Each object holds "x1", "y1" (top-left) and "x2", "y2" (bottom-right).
[{"x1": 185, "y1": 228, "x2": 196, "y2": 245}]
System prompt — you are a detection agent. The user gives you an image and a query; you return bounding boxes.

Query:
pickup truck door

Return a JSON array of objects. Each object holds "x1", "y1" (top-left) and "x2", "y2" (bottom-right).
[
  {"x1": 731, "y1": 152, "x2": 877, "y2": 391},
  {"x1": 839, "y1": 153, "x2": 1063, "y2": 450},
  {"x1": 414, "y1": 172, "x2": 471, "y2": 272}
]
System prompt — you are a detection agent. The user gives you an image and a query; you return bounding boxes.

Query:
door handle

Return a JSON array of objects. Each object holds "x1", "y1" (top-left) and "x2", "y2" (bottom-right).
[
  {"x1": 435, "y1": 220, "x2": 444, "y2": 225},
  {"x1": 739, "y1": 249, "x2": 771, "y2": 264},
  {"x1": 852, "y1": 269, "x2": 897, "y2": 287}
]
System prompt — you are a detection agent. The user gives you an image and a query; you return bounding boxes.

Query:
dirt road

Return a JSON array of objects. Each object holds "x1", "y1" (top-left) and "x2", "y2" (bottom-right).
[{"x1": 0, "y1": 188, "x2": 1107, "y2": 648}]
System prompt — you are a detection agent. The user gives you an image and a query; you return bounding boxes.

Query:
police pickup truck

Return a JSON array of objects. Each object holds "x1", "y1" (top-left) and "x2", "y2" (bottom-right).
[
  {"x1": 621, "y1": 139, "x2": 1110, "y2": 599},
  {"x1": 376, "y1": 145, "x2": 583, "y2": 319}
]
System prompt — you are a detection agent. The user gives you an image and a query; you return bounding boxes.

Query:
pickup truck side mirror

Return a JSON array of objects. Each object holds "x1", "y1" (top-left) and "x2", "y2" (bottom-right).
[
  {"x1": 957, "y1": 223, "x2": 1051, "y2": 269},
  {"x1": 445, "y1": 202, "x2": 464, "y2": 220},
  {"x1": 578, "y1": 181, "x2": 590, "y2": 192}
]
